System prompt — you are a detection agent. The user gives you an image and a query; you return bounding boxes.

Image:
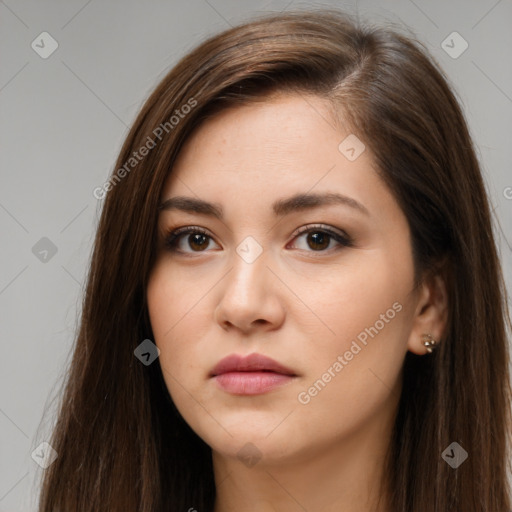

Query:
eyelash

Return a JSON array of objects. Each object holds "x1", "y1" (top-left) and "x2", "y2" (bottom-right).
[{"x1": 162, "y1": 224, "x2": 353, "y2": 256}]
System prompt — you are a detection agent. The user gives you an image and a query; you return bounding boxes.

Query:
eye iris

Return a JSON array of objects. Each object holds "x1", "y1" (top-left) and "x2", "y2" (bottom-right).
[
  {"x1": 307, "y1": 232, "x2": 329, "y2": 250},
  {"x1": 189, "y1": 233, "x2": 208, "y2": 251}
]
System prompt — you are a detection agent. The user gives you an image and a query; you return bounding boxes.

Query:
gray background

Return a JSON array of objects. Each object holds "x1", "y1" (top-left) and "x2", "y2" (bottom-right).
[{"x1": 1, "y1": 0, "x2": 511, "y2": 509}]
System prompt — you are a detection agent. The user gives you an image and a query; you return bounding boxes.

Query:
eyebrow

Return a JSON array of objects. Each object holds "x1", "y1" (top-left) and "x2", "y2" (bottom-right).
[{"x1": 158, "y1": 192, "x2": 370, "y2": 218}]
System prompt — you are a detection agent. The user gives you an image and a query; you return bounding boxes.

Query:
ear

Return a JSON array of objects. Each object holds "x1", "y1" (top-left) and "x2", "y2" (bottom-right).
[{"x1": 407, "y1": 271, "x2": 449, "y2": 355}]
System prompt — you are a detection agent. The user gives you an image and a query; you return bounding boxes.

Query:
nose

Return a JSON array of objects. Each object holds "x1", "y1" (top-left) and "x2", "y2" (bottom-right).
[{"x1": 214, "y1": 248, "x2": 286, "y2": 335}]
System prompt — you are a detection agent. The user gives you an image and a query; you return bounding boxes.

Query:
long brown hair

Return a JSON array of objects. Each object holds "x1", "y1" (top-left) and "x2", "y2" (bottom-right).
[{"x1": 37, "y1": 8, "x2": 512, "y2": 511}]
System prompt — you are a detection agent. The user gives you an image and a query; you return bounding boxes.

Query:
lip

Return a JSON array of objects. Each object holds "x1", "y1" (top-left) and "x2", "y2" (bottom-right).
[
  {"x1": 210, "y1": 353, "x2": 296, "y2": 377},
  {"x1": 210, "y1": 353, "x2": 297, "y2": 395}
]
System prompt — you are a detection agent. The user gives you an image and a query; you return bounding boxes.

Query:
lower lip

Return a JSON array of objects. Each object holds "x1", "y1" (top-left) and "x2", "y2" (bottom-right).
[{"x1": 212, "y1": 371, "x2": 295, "y2": 395}]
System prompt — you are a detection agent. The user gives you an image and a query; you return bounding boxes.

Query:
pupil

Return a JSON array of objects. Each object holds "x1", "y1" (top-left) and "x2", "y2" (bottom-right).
[
  {"x1": 190, "y1": 234, "x2": 207, "y2": 251},
  {"x1": 308, "y1": 232, "x2": 329, "y2": 250}
]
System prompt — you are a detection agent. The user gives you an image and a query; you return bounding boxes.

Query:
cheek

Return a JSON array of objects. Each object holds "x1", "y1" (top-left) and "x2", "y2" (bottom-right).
[
  {"x1": 295, "y1": 251, "x2": 413, "y2": 412},
  {"x1": 147, "y1": 270, "x2": 228, "y2": 446},
  {"x1": 308, "y1": 248, "x2": 413, "y2": 349},
  {"x1": 146, "y1": 263, "x2": 221, "y2": 416},
  {"x1": 147, "y1": 261, "x2": 208, "y2": 345},
  {"x1": 146, "y1": 266, "x2": 198, "y2": 382}
]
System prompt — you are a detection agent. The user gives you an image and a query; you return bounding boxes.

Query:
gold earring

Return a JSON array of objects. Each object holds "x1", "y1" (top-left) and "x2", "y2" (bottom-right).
[{"x1": 421, "y1": 333, "x2": 438, "y2": 353}]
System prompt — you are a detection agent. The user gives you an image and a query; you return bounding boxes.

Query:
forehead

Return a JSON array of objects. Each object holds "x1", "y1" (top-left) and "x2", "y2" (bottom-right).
[
  {"x1": 176, "y1": 93, "x2": 340, "y2": 157},
  {"x1": 156, "y1": 93, "x2": 407, "y2": 232},
  {"x1": 162, "y1": 94, "x2": 370, "y2": 192}
]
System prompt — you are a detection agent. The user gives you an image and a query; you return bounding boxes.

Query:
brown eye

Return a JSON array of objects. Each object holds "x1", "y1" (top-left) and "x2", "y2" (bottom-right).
[
  {"x1": 163, "y1": 224, "x2": 352, "y2": 255},
  {"x1": 187, "y1": 233, "x2": 210, "y2": 251},
  {"x1": 164, "y1": 227, "x2": 218, "y2": 253},
  {"x1": 305, "y1": 231, "x2": 330, "y2": 251},
  {"x1": 290, "y1": 225, "x2": 353, "y2": 253}
]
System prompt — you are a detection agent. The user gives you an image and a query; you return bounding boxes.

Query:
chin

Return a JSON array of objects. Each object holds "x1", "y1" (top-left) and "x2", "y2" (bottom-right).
[
  {"x1": 210, "y1": 435, "x2": 294, "y2": 467},
  {"x1": 195, "y1": 417, "x2": 304, "y2": 468}
]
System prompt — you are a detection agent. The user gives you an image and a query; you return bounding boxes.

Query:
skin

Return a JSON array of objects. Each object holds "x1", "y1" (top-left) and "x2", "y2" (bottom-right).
[{"x1": 146, "y1": 92, "x2": 448, "y2": 512}]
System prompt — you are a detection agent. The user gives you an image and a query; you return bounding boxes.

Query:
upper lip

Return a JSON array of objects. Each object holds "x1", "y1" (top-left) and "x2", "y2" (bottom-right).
[{"x1": 210, "y1": 353, "x2": 296, "y2": 377}]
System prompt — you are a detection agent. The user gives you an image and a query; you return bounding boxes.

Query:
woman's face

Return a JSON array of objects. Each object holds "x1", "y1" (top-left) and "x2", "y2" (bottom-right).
[{"x1": 147, "y1": 92, "x2": 425, "y2": 466}]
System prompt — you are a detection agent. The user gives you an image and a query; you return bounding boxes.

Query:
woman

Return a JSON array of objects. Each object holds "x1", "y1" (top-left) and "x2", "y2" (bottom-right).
[{"x1": 37, "y1": 8, "x2": 512, "y2": 512}]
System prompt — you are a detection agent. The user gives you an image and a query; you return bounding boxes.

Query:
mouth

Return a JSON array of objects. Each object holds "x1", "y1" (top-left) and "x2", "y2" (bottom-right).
[{"x1": 209, "y1": 352, "x2": 297, "y2": 395}]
